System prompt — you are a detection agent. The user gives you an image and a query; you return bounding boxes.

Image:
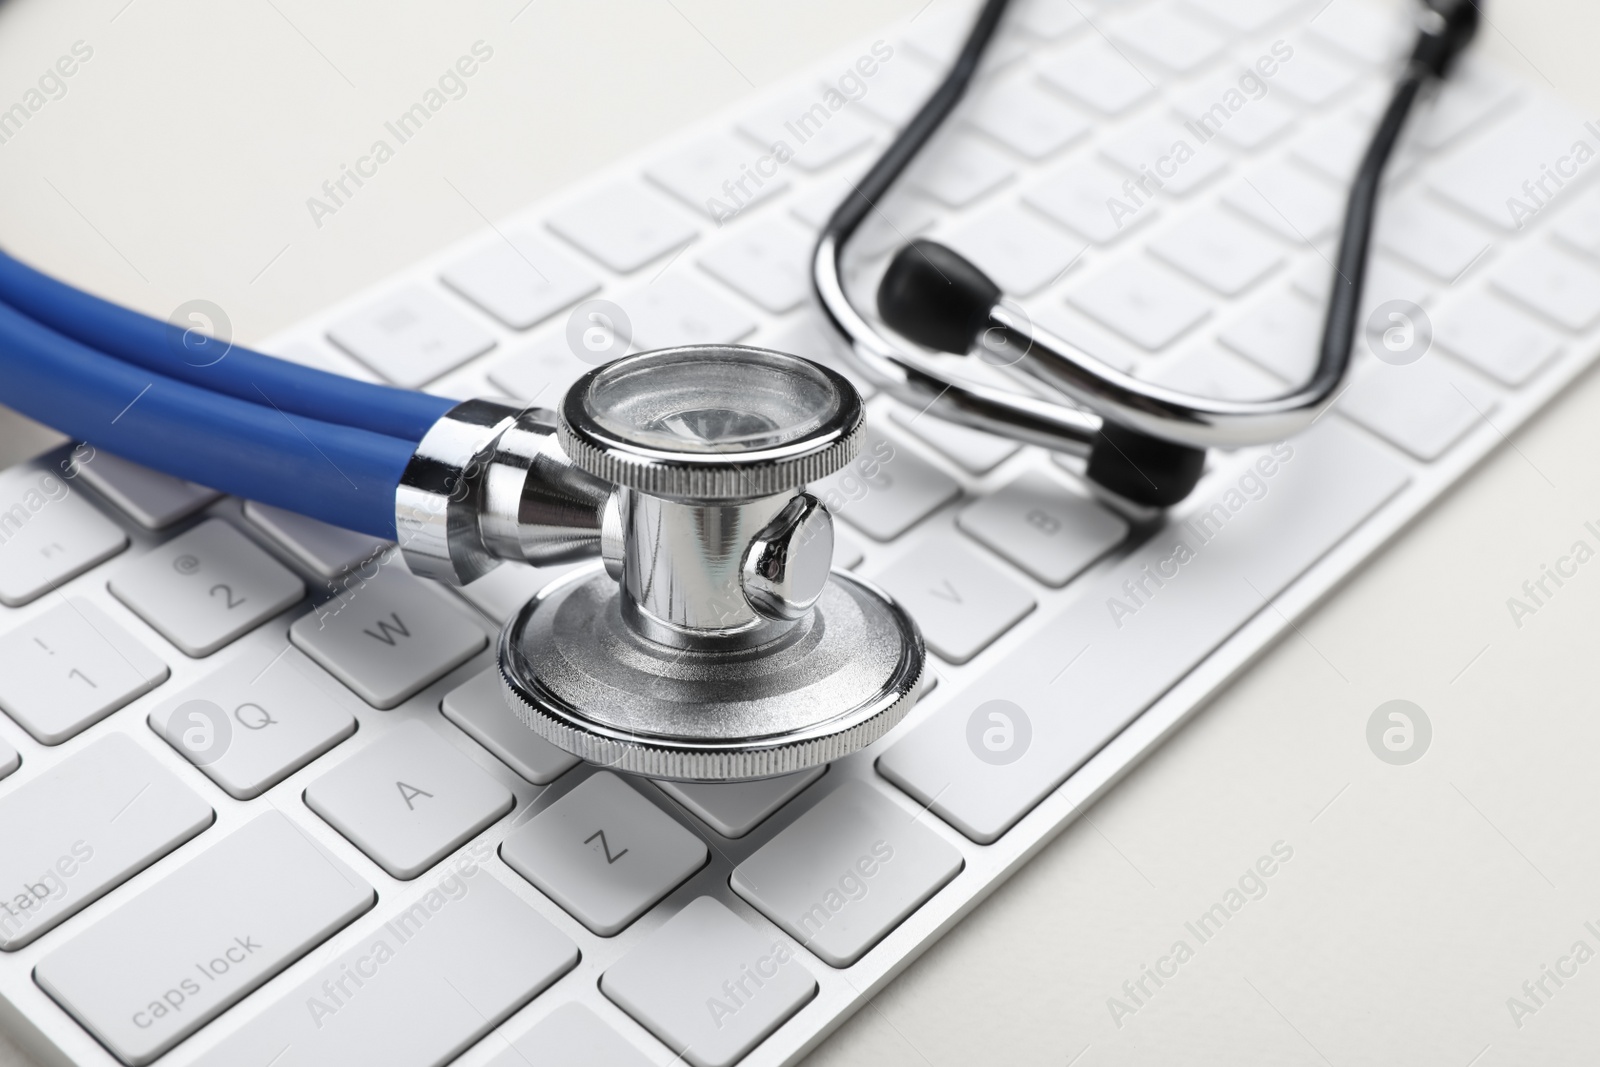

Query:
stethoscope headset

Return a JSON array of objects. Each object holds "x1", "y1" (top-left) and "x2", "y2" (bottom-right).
[{"x1": 0, "y1": 0, "x2": 1480, "y2": 780}]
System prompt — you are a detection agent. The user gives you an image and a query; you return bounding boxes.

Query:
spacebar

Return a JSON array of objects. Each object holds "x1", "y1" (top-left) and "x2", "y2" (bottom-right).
[{"x1": 878, "y1": 420, "x2": 1410, "y2": 844}]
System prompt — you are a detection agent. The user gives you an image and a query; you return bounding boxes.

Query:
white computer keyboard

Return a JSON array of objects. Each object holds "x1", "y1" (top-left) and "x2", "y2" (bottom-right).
[{"x1": 2, "y1": 0, "x2": 1598, "y2": 1064}]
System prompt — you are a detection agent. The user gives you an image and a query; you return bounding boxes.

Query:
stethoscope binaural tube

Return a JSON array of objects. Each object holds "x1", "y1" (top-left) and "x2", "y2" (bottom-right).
[{"x1": 813, "y1": 0, "x2": 1483, "y2": 508}]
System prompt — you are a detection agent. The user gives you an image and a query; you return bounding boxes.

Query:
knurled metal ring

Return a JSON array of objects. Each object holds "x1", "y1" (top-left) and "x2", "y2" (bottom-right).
[{"x1": 558, "y1": 344, "x2": 865, "y2": 501}]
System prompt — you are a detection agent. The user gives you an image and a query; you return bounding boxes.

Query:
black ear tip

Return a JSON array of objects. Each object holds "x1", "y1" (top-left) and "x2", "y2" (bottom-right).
[
  {"x1": 1415, "y1": 0, "x2": 1480, "y2": 75},
  {"x1": 876, "y1": 239, "x2": 1002, "y2": 355},
  {"x1": 1085, "y1": 423, "x2": 1207, "y2": 508}
]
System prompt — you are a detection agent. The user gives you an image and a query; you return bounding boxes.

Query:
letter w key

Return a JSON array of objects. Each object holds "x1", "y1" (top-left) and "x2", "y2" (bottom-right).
[
  {"x1": 584, "y1": 829, "x2": 628, "y2": 864},
  {"x1": 362, "y1": 612, "x2": 410, "y2": 645}
]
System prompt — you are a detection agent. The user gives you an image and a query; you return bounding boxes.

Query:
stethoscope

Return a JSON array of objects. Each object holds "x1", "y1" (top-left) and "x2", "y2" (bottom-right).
[{"x1": 0, "y1": 0, "x2": 1478, "y2": 781}]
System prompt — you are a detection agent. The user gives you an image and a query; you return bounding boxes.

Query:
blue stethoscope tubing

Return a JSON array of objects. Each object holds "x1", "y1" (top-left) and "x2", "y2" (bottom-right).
[{"x1": 0, "y1": 248, "x2": 452, "y2": 537}]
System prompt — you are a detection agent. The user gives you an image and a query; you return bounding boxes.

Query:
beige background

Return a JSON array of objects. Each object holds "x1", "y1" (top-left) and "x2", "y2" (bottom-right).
[{"x1": 2, "y1": 1, "x2": 1600, "y2": 1064}]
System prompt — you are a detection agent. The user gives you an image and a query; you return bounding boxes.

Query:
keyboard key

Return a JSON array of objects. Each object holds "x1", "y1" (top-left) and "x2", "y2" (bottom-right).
[
  {"x1": 0, "y1": 737, "x2": 15, "y2": 780},
  {"x1": 964, "y1": 76, "x2": 1090, "y2": 160},
  {"x1": 1376, "y1": 194, "x2": 1497, "y2": 282},
  {"x1": 1027, "y1": 159, "x2": 1158, "y2": 245},
  {"x1": 440, "y1": 230, "x2": 600, "y2": 330},
  {"x1": 1270, "y1": 38, "x2": 1360, "y2": 107},
  {"x1": 305, "y1": 720, "x2": 513, "y2": 879},
  {"x1": 1411, "y1": 63, "x2": 1519, "y2": 152},
  {"x1": 547, "y1": 180, "x2": 700, "y2": 273},
  {"x1": 602, "y1": 896, "x2": 816, "y2": 1067},
  {"x1": 648, "y1": 132, "x2": 790, "y2": 221},
  {"x1": 1101, "y1": 116, "x2": 1231, "y2": 197},
  {"x1": 1183, "y1": 0, "x2": 1300, "y2": 33},
  {"x1": 1293, "y1": 254, "x2": 1435, "y2": 325},
  {"x1": 34, "y1": 813, "x2": 372, "y2": 1066},
  {"x1": 738, "y1": 92, "x2": 878, "y2": 172},
  {"x1": 441, "y1": 667, "x2": 579, "y2": 786},
  {"x1": 1038, "y1": 36, "x2": 1157, "y2": 115},
  {"x1": 852, "y1": 56, "x2": 941, "y2": 126},
  {"x1": 1434, "y1": 292, "x2": 1564, "y2": 387},
  {"x1": 943, "y1": 201, "x2": 1088, "y2": 296},
  {"x1": 872, "y1": 532, "x2": 1035, "y2": 664},
  {"x1": 1490, "y1": 243, "x2": 1600, "y2": 332},
  {"x1": 1174, "y1": 75, "x2": 1298, "y2": 150},
  {"x1": 1289, "y1": 110, "x2": 1374, "y2": 184},
  {"x1": 618, "y1": 273, "x2": 757, "y2": 350},
  {"x1": 500, "y1": 771, "x2": 707, "y2": 936},
  {"x1": 731, "y1": 781, "x2": 963, "y2": 967},
  {"x1": 907, "y1": 134, "x2": 1016, "y2": 208},
  {"x1": 1068, "y1": 259, "x2": 1213, "y2": 351},
  {"x1": 1218, "y1": 290, "x2": 1322, "y2": 382},
  {"x1": 834, "y1": 528, "x2": 866, "y2": 570},
  {"x1": 1306, "y1": 0, "x2": 1404, "y2": 66},
  {"x1": 0, "y1": 733, "x2": 212, "y2": 950},
  {"x1": 290, "y1": 563, "x2": 487, "y2": 709},
  {"x1": 1149, "y1": 210, "x2": 1286, "y2": 296},
  {"x1": 812, "y1": 431, "x2": 960, "y2": 541},
  {"x1": 148, "y1": 646, "x2": 356, "y2": 800},
  {"x1": 327, "y1": 285, "x2": 496, "y2": 388},
  {"x1": 1012, "y1": 0, "x2": 1088, "y2": 39},
  {"x1": 0, "y1": 599, "x2": 168, "y2": 745},
  {"x1": 195, "y1": 858, "x2": 578, "y2": 1067},
  {"x1": 889, "y1": 407, "x2": 1020, "y2": 473},
  {"x1": 242, "y1": 501, "x2": 391, "y2": 583},
  {"x1": 1224, "y1": 161, "x2": 1343, "y2": 243},
  {"x1": 72, "y1": 450, "x2": 217, "y2": 530},
  {"x1": 1552, "y1": 187, "x2": 1600, "y2": 261},
  {"x1": 958, "y1": 471, "x2": 1127, "y2": 587},
  {"x1": 488, "y1": 1003, "x2": 656, "y2": 1067},
  {"x1": 660, "y1": 766, "x2": 824, "y2": 839},
  {"x1": 0, "y1": 463, "x2": 127, "y2": 607},
  {"x1": 109, "y1": 519, "x2": 305, "y2": 657},
  {"x1": 698, "y1": 216, "x2": 814, "y2": 313},
  {"x1": 1109, "y1": 5, "x2": 1225, "y2": 75},
  {"x1": 486, "y1": 333, "x2": 594, "y2": 406},
  {"x1": 878, "y1": 419, "x2": 1410, "y2": 843},
  {"x1": 1427, "y1": 104, "x2": 1589, "y2": 232},
  {"x1": 1338, "y1": 356, "x2": 1499, "y2": 461}
]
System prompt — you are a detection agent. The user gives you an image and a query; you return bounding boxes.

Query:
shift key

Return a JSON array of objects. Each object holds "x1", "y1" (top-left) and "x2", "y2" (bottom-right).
[
  {"x1": 0, "y1": 733, "x2": 213, "y2": 951},
  {"x1": 34, "y1": 812, "x2": 374, "y2": 1067}
]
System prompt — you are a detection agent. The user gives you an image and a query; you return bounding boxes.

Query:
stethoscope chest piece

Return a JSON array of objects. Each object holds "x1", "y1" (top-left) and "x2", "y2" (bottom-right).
[{"x1": 495, "y1": 345, "x2": 925, "y2": 782}]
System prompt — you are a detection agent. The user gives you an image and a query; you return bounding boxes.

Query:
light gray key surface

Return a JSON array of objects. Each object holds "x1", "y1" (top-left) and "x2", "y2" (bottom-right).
[
  {"x1": 290, "y1": 563, "x2": 486, "y2": 709},
  {"x1": 812, "y1": 431, "x2": 960, "y2": 542},
  {"x1": 0, "y1": 733, "x2": 212, "y2": 950},
  {"x1": 546, "y1": 180, "x2": 699, "y2": 273},
  {"x1": 660, "y1": 766, "x2": 824, "y2": 840},
  {"x1": 242, "y1": 502, "x2": 391, "y2": 583},
  {"x1": 148, "y1": 646, "x2": 356, "y2": 799},
  {"x1": 0, "y1": 735, "x2": 15, "y2": 779},
  {"x1": 501, "y1": 771, "x2": 707, "y2": 935},
  {"x1": 326, "y1": 284, "x2": 496, "y2": 387},
  {"x1": 34, "y1": 812, "x2": 373, "y2": 1067},
  {"x1": 441, "y1": 668, "x2": 578, "y2": 785},
  {"x1": 73, "y1": 450, "x2": 218, "y2": 530},
  {"x1": 958, "y1": 470, "x2": 1128, "y2": 587},
  {"x1": 0, "y1": 463, "x2": 127, "y2": 607},
  {"x1": 0, "y1": 598, "x2": 169, "y2": 744},
  {"x1": 601, "y1": 896, "x2": 816, "y2": 1067},
  {"x1": 194, "y1": 857, "x2": 577, "y2": 1067},
  {"x1": 109, "y1": 519, "x2": 306, "y2": 657},
  {"x1": 878, "y1": 421, "x2": 1411, "y2": 843},
  {"x1": 440, "y1": 228, "x2": 599, "y2": 329},
  {"x1": 487, "y1": 1002, "x2": 657, "y2": 1067},
  {"x1": 731, "y1": 781, "x2": 964, "y2": 967},
  {"x1": 871, "y1": 532, "x2": 1036, "y2": 664},
  {"x1": 305, "y1": 720, "x2": 513, "y2": 879},
  {"x1": 888, "y1": 407, "x2": 1019, "y2": 474}
]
